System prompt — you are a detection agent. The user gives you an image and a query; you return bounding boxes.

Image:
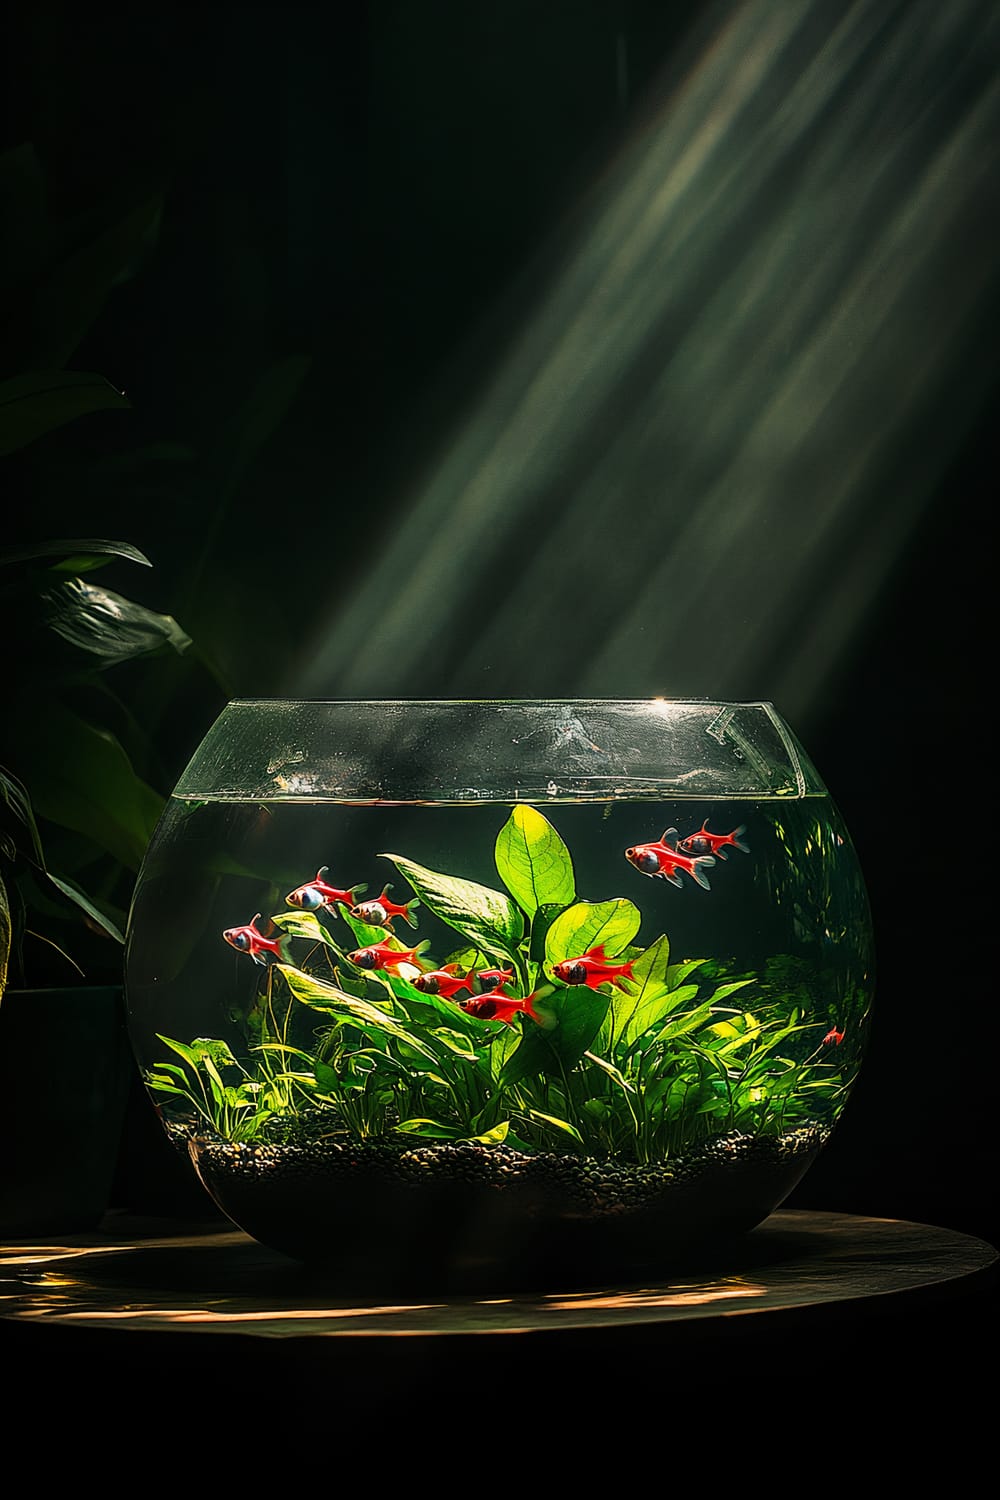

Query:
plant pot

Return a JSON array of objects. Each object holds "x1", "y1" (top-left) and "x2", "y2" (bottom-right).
[
  {"x1": 124, "y1": 698, "x2": 876, "y2": 1291},
  {"x1": 0, "y1": 984, "x2": 132, "y2": 1238}
]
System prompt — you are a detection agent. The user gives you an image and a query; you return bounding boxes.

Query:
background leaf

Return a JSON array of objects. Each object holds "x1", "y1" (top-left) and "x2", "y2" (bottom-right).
[
  {"x1": 3, "y1": 702, "x2": 163, "y2": 870},
  {"x1": 0, "y1": 371, "x2": 130, "y2": 456}
]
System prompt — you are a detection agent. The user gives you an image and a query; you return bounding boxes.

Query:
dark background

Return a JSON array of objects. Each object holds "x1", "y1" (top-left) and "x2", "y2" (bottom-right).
[{"x1": 2, "y1": 0, "x2": 997, "y2": 1262}]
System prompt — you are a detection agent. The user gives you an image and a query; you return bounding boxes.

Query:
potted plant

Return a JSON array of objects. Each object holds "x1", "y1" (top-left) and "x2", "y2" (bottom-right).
[{"x1": 0, "y1": 532, "x2": 217, "y2": 1235}]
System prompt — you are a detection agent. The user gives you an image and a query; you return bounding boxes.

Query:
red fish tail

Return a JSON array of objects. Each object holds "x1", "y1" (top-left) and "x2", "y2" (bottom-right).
[
  {"x1": 405, "y1": 937, "x2": 432, "y2": 969},
  {"x1": 688, "y1": 855, "x2": 716, "y2": 890},
  {"x1": 524, "y1": 987, "x2": 557, "y2": 1028}
]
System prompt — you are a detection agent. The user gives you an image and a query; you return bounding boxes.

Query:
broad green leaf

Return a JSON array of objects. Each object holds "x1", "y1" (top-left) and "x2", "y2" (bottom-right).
[
  {"x1": 494, "y1": 804, "x2": 575, "y2": 918},
  {"x1": 543, "y1": 898, "x2": 641, "y2": 971},
  {"x1": 0, "y1": 372, "x2": 131, "y2": 456},
  {"x1": 499, "y1": 985, "x2": 609, "y2": 1088},
  {"x1": 381, "y1": 852, "x2": 524, "y2": 970}
]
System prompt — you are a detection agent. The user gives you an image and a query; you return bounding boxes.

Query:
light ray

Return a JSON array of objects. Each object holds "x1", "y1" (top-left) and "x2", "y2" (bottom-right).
[{"x1": 296, "y1": 0, "x2": 999, "y2": 725}]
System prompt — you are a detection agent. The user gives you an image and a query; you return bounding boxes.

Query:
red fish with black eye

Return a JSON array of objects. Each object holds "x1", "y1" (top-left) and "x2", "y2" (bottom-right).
[
  {"x1": 412, "y1": 965, "x2": 474, "y2": 1000},
  {"x1": 286, "y1": 867, "x2": 367, "y2": 912},
  {"x1": 350, "y1": 884, "x2": 421, "y2": 930},
  {"x1": 624, "y1": 828, "x2": 716, "y2": 890},
  {"x1": 222, "y1": 914, "x2": 289, "y2": 967},
  {"x1": 676, "y1": 821, "x2": 749, "y2": 861},
  {"x1": 475, "y1": 966, "x2": 514, "y2": 992},
  {"x1": 551, "y1": 942, "x2": 635, "y2": 990},
  {"x1": 346, "y1": 937, "x2": 430, "y2": 974},
  {"x1": 460, "y1": 989, "x2": 545, "y2": 1025},
  {"x1": 822, "y1": 1025, "x2": 845, "y2": 1046}
]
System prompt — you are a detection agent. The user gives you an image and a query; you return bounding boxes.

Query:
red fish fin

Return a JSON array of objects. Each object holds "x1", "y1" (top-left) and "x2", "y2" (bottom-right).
[
  {"x1": 401, "y1": 896, "x2": 421, "y2": 929},
  {"x1": 661, "y1": 828, "x2": 680, "y2": 845},
  {"x1": 689, "y1": 856, "x2": 715, "y2": 890}
]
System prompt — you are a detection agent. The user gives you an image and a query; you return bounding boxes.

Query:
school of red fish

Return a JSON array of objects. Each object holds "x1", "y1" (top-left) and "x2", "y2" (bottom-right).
[{"x1": 220, "y1": 821, "x2": 752, "y2": 1025}]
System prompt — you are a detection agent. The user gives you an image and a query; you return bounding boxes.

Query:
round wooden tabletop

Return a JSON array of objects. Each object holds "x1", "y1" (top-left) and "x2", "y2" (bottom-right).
[{"x1": 2, "y1": 1207, "x2": 995, "y2": 1365}]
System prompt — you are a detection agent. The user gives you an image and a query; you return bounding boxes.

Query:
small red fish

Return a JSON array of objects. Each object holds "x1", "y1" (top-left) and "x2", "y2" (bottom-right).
[
  {"x1": 822, "y1": 1026, "x2": 845, "y2": 1046},
  {"x1": 222, "y1": 914, "x2": 290, "y2": 967},
  {"x1": 551, "y1": 942, "x2": 635, "y2": 990},
  {"x1": 412, "y1": 965, "x2": 474, "y2": 1000},
  {"x1": 286, "y1": 867, "x2": 367, "y2": 912},
  {"x1": 460, "y1": 989, "x2": 545, "y2": 1025},
  {"x1": 676, "y1": 820, "x2": 749, "y2": 860},
  {"x1": 350, "y1": 884, "x2": 421, "y2": 930},
  {"x1": 624, "y1": 828, "x2": 716, "y2": 890},
  {"x1": 346, "y1": 937, "x2": 430, "y2": 974},
  {"x1": 476, "y1": 966, "x2": 515, "y2": 991}
]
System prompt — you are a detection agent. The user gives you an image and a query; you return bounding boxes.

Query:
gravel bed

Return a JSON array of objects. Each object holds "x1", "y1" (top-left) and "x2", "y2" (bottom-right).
[{"x1": 177, "y1": 1122, "x2": 830, "y2": 1292}]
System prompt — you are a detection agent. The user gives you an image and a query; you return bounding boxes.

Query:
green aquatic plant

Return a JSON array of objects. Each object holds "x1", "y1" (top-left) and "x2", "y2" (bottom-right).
[{"x1": 146, "y1": 805, "x2": 855, "y2": 1160}]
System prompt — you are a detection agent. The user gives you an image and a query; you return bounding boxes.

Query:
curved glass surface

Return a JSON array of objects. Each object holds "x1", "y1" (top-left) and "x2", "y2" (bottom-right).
[
  {"x1": 125, "y1": 698, "x2": 875, "y2": 1288},
  {"x1": 172, "y1": 698, "x2": 826, "y2": 802}
]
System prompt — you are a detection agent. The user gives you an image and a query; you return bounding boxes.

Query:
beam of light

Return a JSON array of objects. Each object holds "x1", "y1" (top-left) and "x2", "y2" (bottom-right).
[{"x1": 295, "y1": 0, "x2": 1000, "y2": 728}]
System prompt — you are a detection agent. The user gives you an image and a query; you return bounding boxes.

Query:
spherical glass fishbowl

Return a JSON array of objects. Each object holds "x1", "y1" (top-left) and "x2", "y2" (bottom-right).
[{"x1": 124, "y1": 699, "x2": 875, "y2": 1291}]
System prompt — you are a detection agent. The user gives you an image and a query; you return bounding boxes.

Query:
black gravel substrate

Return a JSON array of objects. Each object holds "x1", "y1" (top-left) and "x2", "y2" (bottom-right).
[{"x1": 184, "y1": 1124, "x2": 830, "y2": 1293}]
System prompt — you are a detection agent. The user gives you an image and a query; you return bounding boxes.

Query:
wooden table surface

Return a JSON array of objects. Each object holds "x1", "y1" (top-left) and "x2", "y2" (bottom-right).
[{"x1": 1, "y1": 1207, "x2": 995, "y2": 1344}]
